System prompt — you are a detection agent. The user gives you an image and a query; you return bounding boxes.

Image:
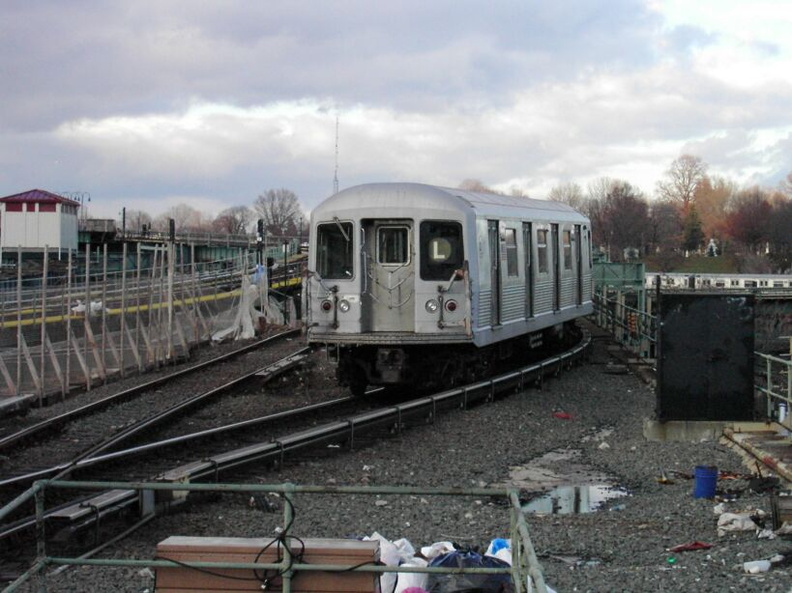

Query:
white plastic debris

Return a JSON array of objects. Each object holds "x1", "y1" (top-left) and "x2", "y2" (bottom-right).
[
  {"x1": 364, "y1": 532, "x2": 420, "y2": 593},
  {"x1": 743, "y1": 560, "x2": 771, "y2": 574},
  {"x1": 394, "y1": 557, "x2": 428, "y2": 593},
  {"x1": 485, "y1": 538, "x2": 513, "y2": 566},
  {"x1": 420, "y1": 541, "x2": 456, "y2": 560},
  {"x1": 716, "y1": 511, "x2": 763, "y2": 537},
  {"x1": 775, "y1": 521, "x2": 792, "y2": 535}
]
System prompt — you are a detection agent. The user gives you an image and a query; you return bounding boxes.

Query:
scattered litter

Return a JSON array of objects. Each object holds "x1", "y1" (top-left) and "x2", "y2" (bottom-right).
[
  {"x1": 775, "y1": 522, "x2": 792, "y2": 535},
  {"x1": 667, "y1": 541, "x2": 712, "y2": 552},
  {"x1": 757, "y1": 528, "x2": 776, "y2": 540},
  {"x1": 743, "y1": 559, "x2": 771, "y2": 574},
  {"x1": 363, "y1": 532, "x2": 419, "y2": 593},
  {"x1": 427, "y1": 550, "x2": 513, "y2": 593},
  {"x1": 717, "y1": 510, "x2": 766, "y2": 537},
  {"x1": 552, "y1": 411, "x2": 573, "y2": 420},
  {"x1": 248, "y1": 494, "x2": 278, "y2": 512},
  {"x1": 741, "y1": 554, "x2": 787, "y2": 574},
  {"x1": 656, "y1": 470, "x2": 674, "y2": 485},
  {"x1": 485, "y1": 538, "x2": 512, "y2": 565},
  {"x1": 749, "y1": 476, "x2": 781, "y2": 494},
  {"x1": 420, "y1": 541, "x2": 456, "y2": 560}
]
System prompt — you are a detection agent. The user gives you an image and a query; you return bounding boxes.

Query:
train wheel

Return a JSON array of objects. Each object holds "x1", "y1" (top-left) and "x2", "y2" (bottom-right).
[
  {"x1": 349, "y1": 377, "x2": 367, "y2": 397},
  {"x1": 440, "y1": 358, "x2": 461, "y2": 389}
]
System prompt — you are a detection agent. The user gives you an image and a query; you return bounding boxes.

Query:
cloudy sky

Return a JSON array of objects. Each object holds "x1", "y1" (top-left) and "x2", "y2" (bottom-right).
[{"x1": 2, "y1": 0, "x2": 791, "y2": 221}]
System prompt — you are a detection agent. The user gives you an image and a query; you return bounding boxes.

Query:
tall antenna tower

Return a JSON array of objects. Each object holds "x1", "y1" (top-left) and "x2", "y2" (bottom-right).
[{"x1": 333, "y1": 115, "x2": 339, "y2": 194}]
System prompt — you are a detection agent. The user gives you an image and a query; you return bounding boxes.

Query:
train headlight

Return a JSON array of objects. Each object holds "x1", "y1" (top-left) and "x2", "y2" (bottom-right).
[
  {"x1": 445, "y1": 299, "x2": 458, "y2": 312},
  {"x1": 425, "y1": 299, "x2": 439, "y2": 314},
  {"x1": 321, "y1": 300, "x2": 333, "y2": 312},
  {"x1": 338, "y1": 299, "x2": 351, "y2": 313}
]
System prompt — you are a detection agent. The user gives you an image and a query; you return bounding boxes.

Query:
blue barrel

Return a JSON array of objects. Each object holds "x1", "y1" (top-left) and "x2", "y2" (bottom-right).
[{"x1": 693, "y1": 465, "x2": 718, "y2": 498}]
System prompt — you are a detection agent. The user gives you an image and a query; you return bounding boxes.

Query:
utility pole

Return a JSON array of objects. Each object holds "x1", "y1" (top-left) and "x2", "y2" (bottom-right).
[{"x1": 333, "y1": 114, "x2": 339, "y2": 195}]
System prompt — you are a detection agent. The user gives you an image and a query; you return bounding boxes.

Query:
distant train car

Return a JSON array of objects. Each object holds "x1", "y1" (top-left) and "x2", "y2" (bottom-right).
[
  {"x1": 647, "y1": 273, "x2": 792, "y2": 291},
  {"x1": 304, "y1": 183, "x2": 594, "y2": 394}
]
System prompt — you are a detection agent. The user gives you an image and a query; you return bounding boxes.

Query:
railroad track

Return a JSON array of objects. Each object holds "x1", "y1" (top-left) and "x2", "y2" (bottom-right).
[
  {"x1": 0, "y1": 331, "x2": 590, "y2": 575},
  {"x1": 0, "y1": 328, "x2": 301, "y2": 453},
  {"x1": 0, "y1": 347, "x2": 313, "y2": 497}
]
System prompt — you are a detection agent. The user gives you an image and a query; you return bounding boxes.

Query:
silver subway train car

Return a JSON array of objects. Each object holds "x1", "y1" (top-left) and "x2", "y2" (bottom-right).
[{"x1": 304, "y1": 182, "x2": 594, "y2": 394}]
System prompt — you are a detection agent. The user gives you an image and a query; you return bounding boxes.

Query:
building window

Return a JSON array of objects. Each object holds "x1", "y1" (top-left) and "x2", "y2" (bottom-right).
[
  {"x1": 39, "y1": 203, "x2": 56, "y2": 213},
  {"x1": 5, "y1": 202, "x2": 22, "y2": 212}
]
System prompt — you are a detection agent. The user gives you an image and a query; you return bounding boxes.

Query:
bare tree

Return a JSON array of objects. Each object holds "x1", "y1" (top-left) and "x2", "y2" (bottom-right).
[
  {"x1": 723, "y1": 186, "x2": 771, "y2": 253},
  {"x1": 586, "y1": 177, "x2": 615, "y2": 203},
  {"x1": 123, "y1": 209, "x2": 153, "y2": 234},
  {"x1": 254, "y1": 188, "x2": 303, "y2": 237},
  {"x1": 647, "y1": 200, "x2": 682, "y2": 255},
  {"x1": 509, "y1": 185, "x2": 529, "y2": 198},
  {"x1": 767, "y1": 194, "x2": 792, "y2": 272},
  {"x1": 548, "y1": 182, "x2": 584, "y2": 209},
  {"x1": 655, "y1": 154, "x2": 708, "y2": 209},
  {"x1": 152, "y1": 203, "x2": 207, "y2": 233},
  {"x1": 212, "y1": 206, "x2": 254, "y2": 235},
  {"x1": 693, "y1": 175, "x2": 734, "y2": 242},
  {"x1": 458, "y1": 179, "x2": 495, "y2": 193},
  {"x1": 599, "y1": 181, "x2": 649, "y2": 261},
  {"x1": 780, "y1": 171, "x2": 792, "y2": 196}
]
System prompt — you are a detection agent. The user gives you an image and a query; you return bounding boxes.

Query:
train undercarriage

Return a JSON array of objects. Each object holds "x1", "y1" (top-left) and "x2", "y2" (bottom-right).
[{"x1": 330, "y1": 321, "x2": 582, "y2": 396}]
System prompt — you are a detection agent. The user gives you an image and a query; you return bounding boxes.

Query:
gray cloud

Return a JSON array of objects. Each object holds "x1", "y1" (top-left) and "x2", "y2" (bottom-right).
[{"x1": 1, "y1": 0, "x2": 790, "y2": 218}]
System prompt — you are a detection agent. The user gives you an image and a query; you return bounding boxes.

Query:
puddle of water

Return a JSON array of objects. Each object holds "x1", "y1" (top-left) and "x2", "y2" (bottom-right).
[{"x1": 522, "y1": 484, "x2": 628, "y2": 515}]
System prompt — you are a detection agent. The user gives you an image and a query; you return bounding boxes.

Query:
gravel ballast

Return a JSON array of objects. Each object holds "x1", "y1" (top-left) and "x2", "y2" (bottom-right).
[{"x1": 14, "y1": 330, "x2": 792, "y2": 592}]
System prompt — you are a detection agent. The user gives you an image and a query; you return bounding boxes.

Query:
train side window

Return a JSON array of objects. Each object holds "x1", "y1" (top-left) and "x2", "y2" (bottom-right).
[
  {"x1": 502, "y1": 228, "x2": 518, "y2": 276},
  {"x1": 420, "y1": 220, "x2": 463, "y2": 281},
  {"x1": 563, "y1": 230, "x2": 572, "y2": 270},
  {"x1": 378, "y1": 226, "x2": 409, "y2": 265},
  {"x1": 316, "y1": 221, "x2": 354, "y2": 279},
  {"x1": 537, "y1": 229, "x2": 549, "y2": 273}
]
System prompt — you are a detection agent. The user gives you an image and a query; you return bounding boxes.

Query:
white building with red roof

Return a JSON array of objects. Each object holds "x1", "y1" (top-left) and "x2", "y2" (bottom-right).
[{"x1": 0, "y1": 189, "x2": 80, "y2": 256}]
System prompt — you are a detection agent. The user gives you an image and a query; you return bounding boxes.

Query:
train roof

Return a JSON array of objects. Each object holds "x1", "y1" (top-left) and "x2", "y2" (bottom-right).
[{"x1": 311, "y1": 182, "x2": 589, "y2": 223}]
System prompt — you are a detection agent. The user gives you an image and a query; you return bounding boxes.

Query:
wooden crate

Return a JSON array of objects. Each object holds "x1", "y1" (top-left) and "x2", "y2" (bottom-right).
[{"x1": 155, "y1": 536, "x2": 380, "y2": 593}]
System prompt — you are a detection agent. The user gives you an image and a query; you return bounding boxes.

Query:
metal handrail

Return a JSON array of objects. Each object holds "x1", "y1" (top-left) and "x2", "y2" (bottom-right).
[
  {"x1": 3, "y1": 480, "x2": 549, "y2": 593},
  {"x1": 756, "y1": 351, "x2": 792, "y2": 423}
]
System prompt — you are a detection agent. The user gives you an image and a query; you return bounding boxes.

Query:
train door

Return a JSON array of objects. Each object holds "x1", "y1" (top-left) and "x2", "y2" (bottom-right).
[
  {"x1": 522, "y1": 222, "x2": 533, "y2": 318},
  {"x1": 551, "y1": 223, "x2": 560, "y2": 311},
  {"x1": 488, "y1": 220, "x2": 501, "y2": 326},
  {"x1": 362, "y1": 220, "x2": 415, "y2": 332},
  {"x1": 574, "y1": 224, "x2": 583, "y2": 305}
]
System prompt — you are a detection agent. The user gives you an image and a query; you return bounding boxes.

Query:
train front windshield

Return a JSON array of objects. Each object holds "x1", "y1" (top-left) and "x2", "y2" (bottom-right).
[{"x1": 317, "y1": 221, "x2": 354, "y2": 279}]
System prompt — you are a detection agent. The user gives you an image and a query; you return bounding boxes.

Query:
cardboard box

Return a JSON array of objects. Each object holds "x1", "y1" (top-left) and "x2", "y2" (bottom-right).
[{"x1": 155, "y1": 536, "x2": 379, "y2": 593}]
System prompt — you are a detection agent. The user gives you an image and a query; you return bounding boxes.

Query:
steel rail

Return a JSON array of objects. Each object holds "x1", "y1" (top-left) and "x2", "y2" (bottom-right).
[
  {"x1": 0, "y1": 347, "x2": 310, "y2": 491},
  {"x1": 0, "y1": 332, "x2": 591, "y2": 560},
  {"x1": 0, "y1": 332, "x2": 590, "y2": 550},
  {"x1": 0, "y1": 329, "x2": 301, "y2": 452}
]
